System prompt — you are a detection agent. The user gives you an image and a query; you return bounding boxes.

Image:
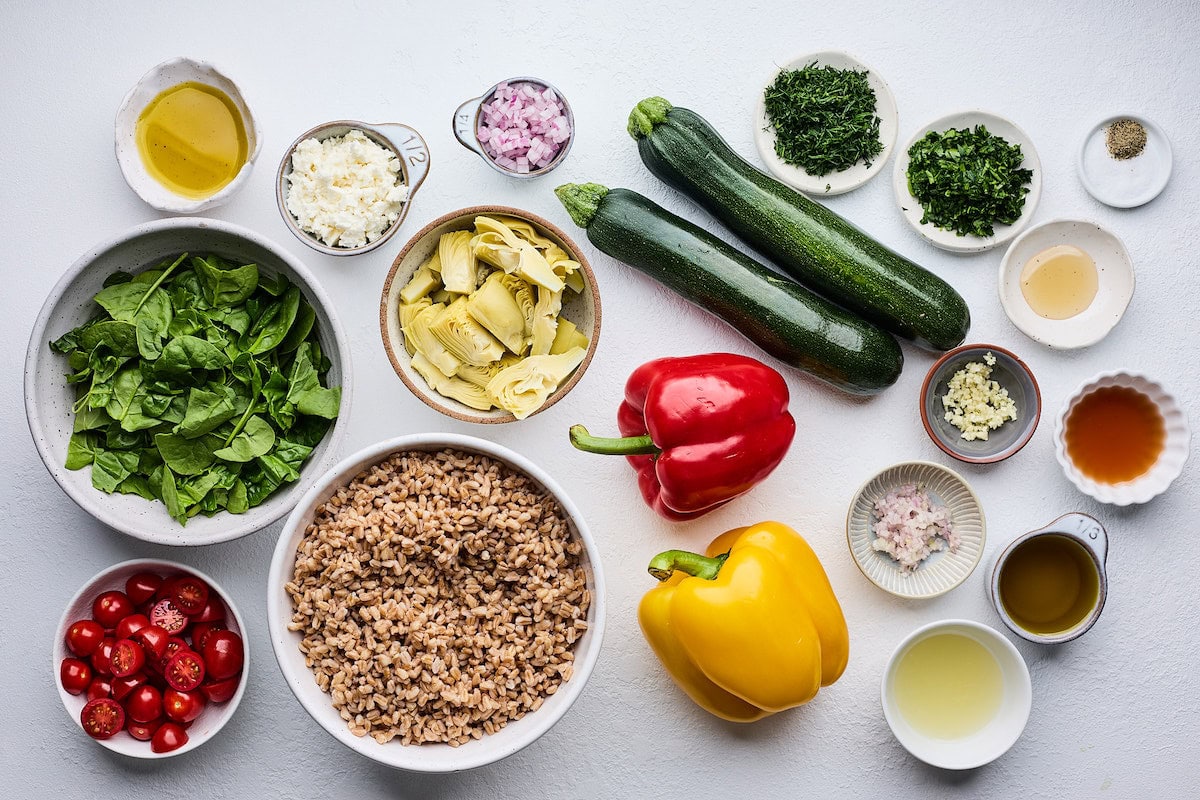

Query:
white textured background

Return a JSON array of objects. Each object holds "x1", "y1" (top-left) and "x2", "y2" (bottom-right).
[{"x1": 3, "y1": 1, "x2": 1198, "y2": 797}]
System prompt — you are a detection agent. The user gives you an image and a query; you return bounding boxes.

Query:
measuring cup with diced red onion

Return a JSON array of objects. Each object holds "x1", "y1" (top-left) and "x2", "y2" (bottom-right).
[{"x1": 453, "y1": 77, "x2": 574, "y2": 177}]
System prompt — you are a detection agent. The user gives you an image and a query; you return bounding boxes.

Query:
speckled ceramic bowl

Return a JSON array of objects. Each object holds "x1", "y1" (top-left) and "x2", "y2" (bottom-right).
[
  {"x1": 115, "y1": 57, "x2": 261, "y2": 214},
  {"x1": 266, "y1": 433, "x2": 606, "y2": 772},
  {"x1": 920, "y1": 344, "x2": 1041, "y2": 464},
  {"x1": 54, "y1": 559, "x2": 249, "y2": 759},
  {"x1": 846, "y1": 461, "x2": 986, "y2": 599},
  {"x1": 276, "y1": 120, "x2": 430, "y2": 257},
  {"x1": 1055, "y1": 370, "x2": 1190, "y2": 505},
  {"x1": 379, "y1": 206, "x2": 601, "y2": 423},
  {"x1": 25, "y1": 218, "x2": 352, "y2": 545}
]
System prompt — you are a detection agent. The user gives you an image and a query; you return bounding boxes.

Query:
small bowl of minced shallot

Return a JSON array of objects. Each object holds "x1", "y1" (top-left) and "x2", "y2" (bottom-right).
[
  {"x1": 275, "y1": 120, "x2": 431, "y2": 257},
  {"x1": 452, "y1": 77, "x2": 574, "y2": 177}
]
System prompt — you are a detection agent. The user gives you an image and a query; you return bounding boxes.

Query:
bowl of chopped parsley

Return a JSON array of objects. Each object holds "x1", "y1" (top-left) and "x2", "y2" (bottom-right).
[
  {"x1": 25, "y1": 218, "x2": 351, "y2": 545},
  {"x1": 754, "y1": 50, "x2": 899, "y2": 195},
  {"x1": 893, "y1": 110, "x2": 1042, "y2": 253}
]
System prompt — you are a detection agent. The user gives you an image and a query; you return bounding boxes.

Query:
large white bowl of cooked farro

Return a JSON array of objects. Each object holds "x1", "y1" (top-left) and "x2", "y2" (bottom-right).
[{"x1": 266, "y1": 433, "x2": 605, "y2": 771}]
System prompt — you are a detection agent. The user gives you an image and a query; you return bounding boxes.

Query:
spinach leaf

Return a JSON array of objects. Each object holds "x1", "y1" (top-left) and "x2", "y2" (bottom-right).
[
  {"x1": 154, "y1": 432, "x2": 216, "y2": 475},
  {"x1": 296, "y1": 386, "x2": 341, "y2": 419},
  {"x1": 177, "y1": 385, "x2": 237, "y2": 438},
  {"x1": 155, "y1": 335, "x2": 230, "y2": 379},
  {"x1": 194, "y1": 255, "x2": 259, "y2": 306},
  {"x1": 66, "y1": 432, "x2": 101, "y2": 469},
  {"x1": 80, "y1": 321, "x2": 138, "y2": 358},
  {"x1": 213, "y1": 415, "x2": 275, "y2": 462},
  {"x1": 168, "y1": 309, "x2": 206, "y2": 338},
  {"x1": 277, "y1": 301, "x2": 316, "y2": 354},
  {"x1": 158, "y1": 466, "x2": 186, "y2": 524},
  {"x1": 240, "y1": 287, "x2": 300, "y2": 355},
  {"x1": 104, "y1": 367, "x2": 144, "y2": 424},
  {"x1": 257, "y1": 452, "x2": 300, "y2": 485},
  {"x1": 258, "y1": 272, "x2": 292, "y2": 297},
  {"x1": 92, "y1": 449, "x2": 139, "y2": 493},
  {"x1": 273, "y1": 438, "x2": 314, "y2": 468},
  {"x1": 72, "y1": 405, "x2": 110, "y2": 432},
  {"x1": 226, "y1": 480, "x2": 249, "y2": 514},
  {"x1": 115, "y1": 474, "x2": 157, "y2": 501}
]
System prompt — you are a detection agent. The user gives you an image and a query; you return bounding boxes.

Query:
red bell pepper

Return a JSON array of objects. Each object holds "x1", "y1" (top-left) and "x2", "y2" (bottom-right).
[{"x1": 569, "y1": 353, "x2": 796, "y2": 520}]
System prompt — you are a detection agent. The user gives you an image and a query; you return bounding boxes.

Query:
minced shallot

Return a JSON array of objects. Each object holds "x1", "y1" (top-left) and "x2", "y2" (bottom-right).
[
  {"x1": 476, "y1": 82, "x2": 571, "y2": 173},
  {"x1": 871, "y1": 483, "x2": 957, "y2": 573}
]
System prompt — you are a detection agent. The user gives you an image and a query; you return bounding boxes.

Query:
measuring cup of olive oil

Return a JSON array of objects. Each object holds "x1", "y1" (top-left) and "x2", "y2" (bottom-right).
[
  {"x1": 989, "y1": 513, "x2": 1109, "y2": 644},
  {"x1": 114, "y1": 57, "x2": 261, "y2": 213}
]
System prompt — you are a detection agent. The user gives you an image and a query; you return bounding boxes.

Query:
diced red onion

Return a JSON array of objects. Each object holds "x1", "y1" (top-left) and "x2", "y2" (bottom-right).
[{"x1": 476, "y1": 81, "x2": 571, "y2": 172}]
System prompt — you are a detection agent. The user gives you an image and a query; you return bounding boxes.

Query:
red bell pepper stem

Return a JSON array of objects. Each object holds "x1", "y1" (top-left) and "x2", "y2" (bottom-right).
[
  {"x1": 648, "y1": 550, "x2": 730, "y2": 582},
  {"x1": 570, "y1": 424, "x2": 661, "y2": 457}
]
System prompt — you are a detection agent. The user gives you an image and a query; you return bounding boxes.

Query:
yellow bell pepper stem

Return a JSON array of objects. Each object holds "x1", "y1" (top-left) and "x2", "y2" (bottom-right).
[{"x1": 647, "y1": 549, "x2": 728, "y2": 581}]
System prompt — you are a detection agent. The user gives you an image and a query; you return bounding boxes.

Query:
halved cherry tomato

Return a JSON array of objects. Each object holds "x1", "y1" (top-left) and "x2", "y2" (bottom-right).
[
  {"x1": 125, "y1": 684, "x2": 162, "y2": 723},
  {"x1": 66, "y1": 619, "x2": 106, "y2": 657},
  {"x1": 127, "y1": 719, "x2": 162, "y2": 742},
  {"x1": 163, "y1": 688, "x2": 205, "y2": 723},
  {"x1": 150, "y1": 597, "x2": 188, "y2": 635},
  {"x1": 151, "y1": 721, "x2": 189, "y2": 753},
  {"x1": 125, "y1": 572, "x2": 163, "y2": 605},
  {"x1": 91, "y1": 637, "x2": 117, "y2": 675},
  {"x1": 112, "y1": 672, "x2": 146, "y2": 701},
  {"x1": 60, "y1": 658, "x2": 93, "y2": 695},
  {"x1": 81, "y1": 698, "x2": 125, "y2": 740},
  {"x1": 115, "y1": 613, "x2": 151, "y2": 640},
  {"x1": 134, "y1": 625, "x2": 170, "y2": 662},
  {"x1": 202, "y1": 630, "x2": 244, "y2": 681},
  {"x1": 86, "y1": 677, "x2": 113, "y2": 702},
  {"x1": 190, "y1": 593, "x2": 226, "y2": 624},
  {"x1": 92, "y1": 591, "x2": 134, "y2": 629},
  {"x1": 165, "y1": 575, "x2": 210, "y2": 616},
  {"x1": 190, "y1": 621, "x2": 226, "y2": 653},
  {"x1": 199, "y1": 676, "x2": 240, "y2": 704},
  {"x1": 165, "y1": 650, "x2": 205, "y2": 691},
  {"x1": 154, "y1": 637, "x2": 190, "y2": 672},
  {"x1": 109, "y1": 639, "x2": 146, "y2": 678}
]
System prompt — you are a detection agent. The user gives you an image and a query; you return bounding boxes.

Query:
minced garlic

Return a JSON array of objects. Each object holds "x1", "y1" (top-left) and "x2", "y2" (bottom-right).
[{"x1": 941, "y1": 353, "x2": 1017, "y2": 441}]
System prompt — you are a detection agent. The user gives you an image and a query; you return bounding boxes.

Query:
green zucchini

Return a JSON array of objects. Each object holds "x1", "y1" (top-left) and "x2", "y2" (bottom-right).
[
  {"x1": 628, "y1": 97, "x2": 970, "y2": 351},
  {"x1": 554, "y1": 183, "x2": 903, "y2": 395}
]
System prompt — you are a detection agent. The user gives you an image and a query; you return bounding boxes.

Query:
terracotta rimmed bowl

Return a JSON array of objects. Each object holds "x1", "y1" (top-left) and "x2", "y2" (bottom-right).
[
  {"x1": 276, "y1": 120, "x2": 430, "y2": 257},
  {"x1": 266, "y1": 433, "x2": 606, "y2": 772},
  {"x1": 846, "y1": 461, "x2": 986, "y2": 599},
  {"x1": 920, "y1": 344, "x2": 1041, "y2": 464},
  {"x1": 379, "y1": 206, "x2": 601, "y2": 423},
  {"x1": 1054, "y1": 370, "x2": 1190, "y2": 505},
  {"x1": 54, "y1": 559, "x2": 249, "y2": 759},
  {"x1": 25, "y1": 218, "x2": 352, "y2": 546}
]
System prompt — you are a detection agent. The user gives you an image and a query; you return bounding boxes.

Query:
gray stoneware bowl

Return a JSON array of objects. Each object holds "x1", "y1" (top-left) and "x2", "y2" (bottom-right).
[
  {"x1": 266, "y1": 433, "x2": 606, "y2": 772},
  {"x1": 25, "y1": 218, "x2": 352, "y2": 546},
  {"x1": 920, "y1": 344, "x2": 1041, "y2": 464}
]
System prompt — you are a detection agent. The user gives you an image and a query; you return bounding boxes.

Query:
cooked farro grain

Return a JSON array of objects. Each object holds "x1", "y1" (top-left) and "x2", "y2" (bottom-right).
[{"x1": 286, "y1": 448, "x2": 591, "y2": 746}]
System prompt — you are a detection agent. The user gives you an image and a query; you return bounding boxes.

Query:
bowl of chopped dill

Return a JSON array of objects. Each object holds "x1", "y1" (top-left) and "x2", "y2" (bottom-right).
[
  {"x1": 893, "y1": 110, "x2": 1042, "y2": 253},
  {"x1": 754, "y1": 51, "x2": 899, "y2": 196}
]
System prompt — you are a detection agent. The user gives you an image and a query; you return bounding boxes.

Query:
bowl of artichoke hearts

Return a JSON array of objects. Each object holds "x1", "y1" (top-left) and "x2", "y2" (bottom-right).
[{"x1": 379, "y1": 206, "x2": 601, "y2": 423}]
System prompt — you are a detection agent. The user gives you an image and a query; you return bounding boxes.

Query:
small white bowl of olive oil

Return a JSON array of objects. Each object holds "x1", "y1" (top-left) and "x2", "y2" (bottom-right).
[
  {"x1": 115, "y1": 57, "x2": 261, "y2": 213},
  {"x1": 998, "y1": 219, "x2": 1135, "y2": 349},
  {"x1": 882, "y1": 619, "x2": 1032, "y2": 770}
]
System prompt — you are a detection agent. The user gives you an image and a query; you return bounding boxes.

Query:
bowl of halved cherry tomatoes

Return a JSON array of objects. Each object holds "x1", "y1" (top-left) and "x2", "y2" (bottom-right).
[{"x1": 54, "y1": 559, "x2": 248, "y2": 757}]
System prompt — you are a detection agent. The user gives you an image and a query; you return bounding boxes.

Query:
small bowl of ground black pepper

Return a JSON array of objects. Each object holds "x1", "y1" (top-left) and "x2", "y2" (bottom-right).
[
  {"x1": 1077, "y1": 114, "x2": 1172, "y2": 208},
  {"x1": 754, "y1": 51, "x2": 899, "y2": 196}
]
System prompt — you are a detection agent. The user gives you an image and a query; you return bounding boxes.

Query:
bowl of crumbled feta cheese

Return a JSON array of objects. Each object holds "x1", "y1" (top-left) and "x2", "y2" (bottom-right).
[
  {"x1": 846, "y1": 461, "x2": 986, "y2": 599},
  {"x1": 276, "y1": 121, "x2": 430, "y2": 256},
  {"x1": 920, "y1": 344, "x2": 1041, "y2": 464}
]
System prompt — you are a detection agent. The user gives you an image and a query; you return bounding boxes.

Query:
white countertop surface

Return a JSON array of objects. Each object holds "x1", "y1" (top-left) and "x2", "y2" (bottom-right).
[{"x1": 3, "y1": 1, "x2": 1197, "y2": 797}]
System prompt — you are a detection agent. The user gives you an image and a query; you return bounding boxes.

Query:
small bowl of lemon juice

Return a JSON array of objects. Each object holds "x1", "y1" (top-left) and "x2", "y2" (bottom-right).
[{"x1": 881, "y1": 619, "x2": 1032, "y2": 770}]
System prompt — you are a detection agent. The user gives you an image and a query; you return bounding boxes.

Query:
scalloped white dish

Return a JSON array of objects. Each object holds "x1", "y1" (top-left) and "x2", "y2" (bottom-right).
[
  {"x1": 846, "y1": 461, "x2": 986, "y2": 599},
  {"x1": 1078, "y1": 114, "x2": 1172, "y2": 208},
  {"x1": 754, "y1": 50, "x2": 899, "y2": 196},
  {"x1": 893, "y1": 110, "x2": 1041, "y2": 253},
  {"x1": 1055, "y1": 371, "x2": 1190, "y2": 505},
  {"x1": 115, "y1": 57, "x2": 261, "y2": 214},
  {"x1": 999, "y1": 219, "x2": 1134, "y2": 349}
]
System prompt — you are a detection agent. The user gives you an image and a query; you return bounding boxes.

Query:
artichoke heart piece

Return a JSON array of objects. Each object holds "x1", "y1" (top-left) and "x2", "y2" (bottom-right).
[
  {"x1": 412, "y1": 353, "x2": 495, "y2": 411},
  {"x1": 456, "y1": 354, "x2": 522, "y2": 388},
  {"x1": 399, "y1": 263, "x2": 443, "y2": 305},
  {"x1": 467, "y1": 272, "x2": 530, "y2": 354},
  {"x1": 403, "y1": 302, "x2": 461, "y2": 377},
  {"x1": 515, "y1": 242, "x2": 565, "y2": 292},
  {"x1": 430, "y1": 297, "x2": 506, "y2": 366},
  {"x1": 530, "y1": 285, "x2": 564, "y2": 356},
  {"x1": 472, "y1": 230, "x2": 521, "y2": 273},
  {"x1": 439, "y1": 230, "x2": 477, "y2": 294},
  {"x1": 495, "y1": 215, "x2": 556, "y2": 249},
  {"x1": 474, "y1": 216, "x2": 564, "y2": 292},
  {"x1": 550, "y1": 317, "x2": 590, "y2": 355},
  {"x1": 399, "y1": 296, "x2": 433, "y2": 356},
  {"x1": 487, "y1": 347, "x2": 587, "y2": 420}
]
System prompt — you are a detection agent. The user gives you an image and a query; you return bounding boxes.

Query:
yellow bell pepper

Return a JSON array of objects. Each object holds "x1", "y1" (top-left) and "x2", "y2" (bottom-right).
[{"x1": 638, "y1": 521, "x2": 850, "y2": 722}]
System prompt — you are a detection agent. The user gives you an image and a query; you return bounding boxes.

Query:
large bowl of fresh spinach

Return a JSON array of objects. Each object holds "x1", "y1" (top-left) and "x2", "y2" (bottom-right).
[{"x1": 25, "y1": 218, "x2": 352, "y2": 546}]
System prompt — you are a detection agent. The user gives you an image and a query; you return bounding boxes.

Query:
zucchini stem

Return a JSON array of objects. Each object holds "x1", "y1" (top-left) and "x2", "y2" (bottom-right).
[
  {"x1": 554, "y1": 183, "x2": 609, "y2": 229},
  {"x1": 627, "y1": 97, "x2": 673, "y2": 139}
]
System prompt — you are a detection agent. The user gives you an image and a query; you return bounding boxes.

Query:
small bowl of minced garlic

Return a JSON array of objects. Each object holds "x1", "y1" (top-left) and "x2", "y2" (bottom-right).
[
  {"x1": 276, "y1": 120, "x2": 430, "y2": 256},
  {"x1": 379, "y1": 206, "x2": 602, "y2": 423},
  {"x1": 920, "y1": 344, "x2": 1041, "y2": 464}
]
